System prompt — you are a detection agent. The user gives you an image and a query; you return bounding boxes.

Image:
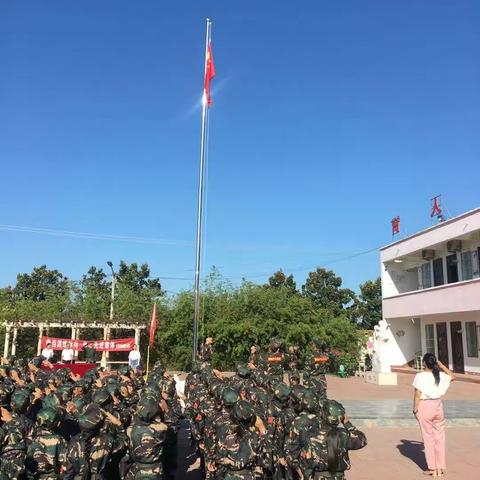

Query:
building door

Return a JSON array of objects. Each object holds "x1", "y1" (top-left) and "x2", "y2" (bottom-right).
[
  {"x1": 450, "y1": 321, "x2": 465, "y2": 373},
  {"x1": 436, "y1": 323, "x2": 449, "y2": 366}
]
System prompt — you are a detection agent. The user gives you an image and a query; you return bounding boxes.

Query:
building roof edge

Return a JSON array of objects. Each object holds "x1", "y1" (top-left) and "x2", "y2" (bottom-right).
[{"x1": 379, "y1": 206, "x2": 480, "y2": 252}]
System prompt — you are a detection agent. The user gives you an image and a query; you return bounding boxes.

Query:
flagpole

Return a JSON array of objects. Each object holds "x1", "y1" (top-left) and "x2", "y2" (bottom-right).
[
  {"x1": 193, "y1": 18, "x2": 212, "y2": 363},
  {"x1": 145, "y1": 344, "x2": 151, "y2": 380}
]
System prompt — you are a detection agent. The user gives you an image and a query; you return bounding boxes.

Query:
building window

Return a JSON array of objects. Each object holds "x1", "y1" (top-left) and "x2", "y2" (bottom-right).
[
  {"x1": 421, "y1": 262, "x2": 432, "y2": 289},
  {"x1": 461, "y1": 251, "x2": 473, "y2": 281},
  {"x1": 425, "y1": 324, "x2": 435, "y2": 354},
  {"x1": 466, "y1": 322, "x2": 479, "y2": 358},
  {"x1": 433, "y1": 258, "x2": 444, "y2": 286},
  {"x1": 446, "y1": 254, "x2": 459, "y2": 284}
]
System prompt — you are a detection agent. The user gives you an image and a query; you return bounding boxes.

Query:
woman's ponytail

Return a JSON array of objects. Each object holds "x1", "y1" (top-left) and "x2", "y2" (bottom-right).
[{"x1": 423, "y1": 353, "x2": 440, "y2": 386}]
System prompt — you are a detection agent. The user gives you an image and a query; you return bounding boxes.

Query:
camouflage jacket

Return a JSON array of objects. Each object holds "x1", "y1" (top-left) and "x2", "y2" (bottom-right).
[
  {"x1": 25, "y1": 428, "x2": 67, "y2": 478},
  {"x1": 124, "y1": 417, "x2": 167, "y2": 478},
  {"x1": 63, "y1": 429, "x2": 126, "y2": 480},
  {"x1": 215, "y1": 426, "x2": 263, "y2": 478}
]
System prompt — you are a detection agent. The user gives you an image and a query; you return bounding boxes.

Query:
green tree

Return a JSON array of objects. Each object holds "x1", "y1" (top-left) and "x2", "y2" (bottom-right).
[
  {"x1": 13, "y1": 265, "x2": 69, "y2": 301},
  {"x1": 301, "y1": 267, "x2": 355, "y2": 313},
  {"x1": 117, "y1": 261, "x2": 162, "y2": 293},
  {"x1": 353, "y1": 277, "x2": 382, "y2": 329},
  {"x1": 267, "y1": 269, "x2": 297, "y2": 293},
  {"x1": 115, "y1": 261, "x2": 163, "y2": 322},
  {"x1": 75, "y1": 266, "x2": 111, "y2": 320}
]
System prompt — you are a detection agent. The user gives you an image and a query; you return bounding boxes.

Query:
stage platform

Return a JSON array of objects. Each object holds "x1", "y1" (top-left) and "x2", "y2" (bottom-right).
[{"x1": 43, "y1": 362, "x2": 96, "y2": 377}]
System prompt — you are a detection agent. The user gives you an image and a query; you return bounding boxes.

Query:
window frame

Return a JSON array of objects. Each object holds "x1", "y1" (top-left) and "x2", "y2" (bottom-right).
[
  {"x1": 465, "y1": 321, "x2": 479, "y2": 358},
  {"x1": 425, "y1": 324, "x2": 435, "y2": 354}
]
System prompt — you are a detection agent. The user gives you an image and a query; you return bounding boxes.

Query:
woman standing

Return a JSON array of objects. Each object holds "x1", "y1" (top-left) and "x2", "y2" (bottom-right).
[{"x1": 413, "y1": 353, "x2": 455, "y2": 477}]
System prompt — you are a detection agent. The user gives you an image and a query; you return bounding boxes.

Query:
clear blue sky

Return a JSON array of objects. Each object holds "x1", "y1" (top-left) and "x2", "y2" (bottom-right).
[{"x1": 1, "y1": 1, "x2": 479, "y2": 294}]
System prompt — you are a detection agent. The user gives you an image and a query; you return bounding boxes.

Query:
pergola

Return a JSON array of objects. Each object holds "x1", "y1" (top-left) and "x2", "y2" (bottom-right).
[{"x1": 3, "y1": 320, "x2": 147, "y2": 365}]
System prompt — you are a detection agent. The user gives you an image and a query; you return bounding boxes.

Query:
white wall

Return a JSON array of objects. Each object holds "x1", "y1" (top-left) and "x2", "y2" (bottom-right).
[{"x1": 383, "y1": 317, "x2": 421, "y2": 366}]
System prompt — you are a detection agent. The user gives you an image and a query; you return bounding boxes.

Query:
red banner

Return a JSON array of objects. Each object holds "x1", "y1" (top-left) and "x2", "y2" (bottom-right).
[{"x1": 41, "y1": 336, "x2": 135, "y2": 352}]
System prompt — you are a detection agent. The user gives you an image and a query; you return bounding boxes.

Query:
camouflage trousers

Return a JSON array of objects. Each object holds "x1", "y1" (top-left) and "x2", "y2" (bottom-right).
[
  {"x1": 303, "y1": 375, "x2": 327, "y2": 400},
  {"x1": 124, "y1": 461, "x2": 164, "y2": 479},
  {"x1": 0, "y1": 449, "x2": 26, "y2": 480},
  {"x1": 315, "y1": 472, "x2": 344, "y2": 480},
  {"x1": 220, "y1": 469, "x2": 256, "y2": 480}
]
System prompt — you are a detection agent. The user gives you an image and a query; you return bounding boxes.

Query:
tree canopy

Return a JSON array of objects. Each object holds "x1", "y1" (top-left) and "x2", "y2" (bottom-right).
[{"x1": 0, "y1": 262, "x2": 381, "y2": 369}]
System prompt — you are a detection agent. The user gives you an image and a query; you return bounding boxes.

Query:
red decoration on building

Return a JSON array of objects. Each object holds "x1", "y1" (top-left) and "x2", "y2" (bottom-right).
[
  {"x1": 431, "y1": 195, "x2": 443, "y2": 219},
  {"x1": 391, "y1": 216, "x2": 400, "y2": 236}
]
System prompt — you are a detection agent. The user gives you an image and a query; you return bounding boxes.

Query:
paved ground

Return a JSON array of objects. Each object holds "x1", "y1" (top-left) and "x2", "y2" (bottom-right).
[
  {"x1": 326, "y1": 372, "x2": 480, "y2": 401},
  {"x1": 175, "y1": 374, "x2": 480, "y2": 479},
  {"x1": 348, "y1": 426, "x2": 480, "y2": 479},
  {"x1": 177, "y1": 424, "x2": 480, "y2": 479}
]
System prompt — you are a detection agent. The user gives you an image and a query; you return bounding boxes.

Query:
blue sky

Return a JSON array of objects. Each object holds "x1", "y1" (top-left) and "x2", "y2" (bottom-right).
[{"x1": 1, "y1": 1, "x2": 479, "y2": 294}]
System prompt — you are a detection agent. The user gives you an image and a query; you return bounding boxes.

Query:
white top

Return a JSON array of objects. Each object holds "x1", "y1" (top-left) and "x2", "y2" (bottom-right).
[
  {"x1": 128, "y1": 350, "x2": 141, "y2": 367},
  {"x1": 41, "y1": 347, "x2": 54, "y2": 360},
  {"x1": 61, "y1": 348, "x2": 74, "y2": 361},
  {"x1": 413, "y1": 371, "x2": 452, "y2": 400}
]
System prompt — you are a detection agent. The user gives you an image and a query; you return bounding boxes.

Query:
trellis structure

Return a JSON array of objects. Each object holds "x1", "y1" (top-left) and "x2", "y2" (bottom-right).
[{"x1": 3, "y1": 320, "x2": 147, "y2": 365}]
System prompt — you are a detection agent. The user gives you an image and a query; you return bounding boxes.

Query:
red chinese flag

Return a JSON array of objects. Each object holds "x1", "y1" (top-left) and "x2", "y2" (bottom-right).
[
  {"x1": 204, "y1": 43, "x2": 215, "y2": 107},
  {"x1": 149, "y1": 303, "x2": 157, "y2": 347}
]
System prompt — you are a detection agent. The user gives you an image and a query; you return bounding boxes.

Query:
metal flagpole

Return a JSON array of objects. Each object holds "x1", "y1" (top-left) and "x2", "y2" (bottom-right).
[{"x1": 193, "y1": 18, "x2": 212, "y2": 362}]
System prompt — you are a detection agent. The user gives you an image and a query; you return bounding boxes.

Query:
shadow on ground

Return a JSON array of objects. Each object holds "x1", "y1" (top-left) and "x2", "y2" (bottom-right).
[
  {"x1": 176, "y1": 420, "x2": 202, "y2": 480},
  {"x1": 396, "y1": 439, "x2": 427, "y2": 471}
]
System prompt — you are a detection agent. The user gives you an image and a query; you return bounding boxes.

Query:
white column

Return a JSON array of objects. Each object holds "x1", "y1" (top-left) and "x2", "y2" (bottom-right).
[
  {"x1": 11, "y1": 327, "x2": 18, "y2": 356},
  {"x1": 105, "y1": 326, "x2": 111, "y2": 363},
  {"x1": 101, "y1": 326, "x2": 108, "y2": 367},
  {"x1": 3, "y1": 325, "x2": 11, "y2": 358},
  {"x1": 37, "y1": 325, "x2": 44, "y2": 356},
  {"x1": 134, "y1": 328, "x2": 140, "y2": 346}
]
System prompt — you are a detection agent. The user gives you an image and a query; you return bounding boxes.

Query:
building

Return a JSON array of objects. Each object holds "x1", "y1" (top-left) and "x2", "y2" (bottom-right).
[{"x1": 380, "y1": 207, "x2": 480, "y2": 374}]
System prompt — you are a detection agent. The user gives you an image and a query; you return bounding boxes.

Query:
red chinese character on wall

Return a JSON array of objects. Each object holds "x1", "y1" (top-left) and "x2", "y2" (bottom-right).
[{"x1": 391, "y1": 216, "x2": 400, "y2": 236}]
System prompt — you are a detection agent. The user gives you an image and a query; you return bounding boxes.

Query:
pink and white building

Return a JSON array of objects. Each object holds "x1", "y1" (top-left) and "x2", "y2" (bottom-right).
[{"x1": 380, "y1": 207, "x2": 480, "y2": 374}]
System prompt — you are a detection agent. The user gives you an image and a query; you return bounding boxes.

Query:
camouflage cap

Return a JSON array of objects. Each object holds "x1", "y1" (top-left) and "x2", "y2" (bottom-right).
[
  {"x1": 236, "y1": 363, "x2": 250, "y2": 379},
  {"x1": 222, "y1": 386, "x2": 239, "y2": 408},
  {"x1": 43, "y1": 392, "x2": 61, "y2": 410},
  {"x1": 231, "y1": 399, "x2": 256, "y2": 426},
  {"x1": 105, "y1": 377, "x2": 120, "y2": 396},
  {"x1": 142, "y1": 384, "x2": 161, "y2": 401},
  {"x1": 56, "y1": 385, "x2": 73, "y2": 404},
  {"x1": 273, "y1": 382, "x2": 291, "y2": 403},
  {"x1": 36, "y1": 407, "x2": 60, "y2": 430},
  {"x1": 0, "y1": 383, "x2": 11, "y2": 407},
  {"x1": 136, "y1": 396, "x2": 160, "y2": 422},
  {"x1": 290, "y1": 384, "x2": 307, "y2": 404},
  {"x1": 117, "y1": 365, "x2": 130, "y2": 377},
  {"x1": 92, "y1": 388, "x2": 111, "y2": 407},
  {"x1": 301, "y1": 389, "x2": 320, "y2": 414},
  {"x1": 11, "y1": 388, "x2": 30, "y2": 413},
  {"x1": 30, "y1": 356, "x2": 44, "y2": 369},
  {"x1": 78, "y1": 403, "x2": 103, "y2": 432},
  {"x1": 269, "y1": 338, "x2": 283, "y2": 351},
  {"x1": 325, "y1": 399, "x2": 346, "y2": 426}
]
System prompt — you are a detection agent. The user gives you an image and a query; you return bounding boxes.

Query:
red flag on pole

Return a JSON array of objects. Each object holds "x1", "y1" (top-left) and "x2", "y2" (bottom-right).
[
  {"x1": 204, "y1": 42, "x2": 215, "y2": 107},
  {"x1": 149, "y1": 303, "x2": 157, "y2": 347}
]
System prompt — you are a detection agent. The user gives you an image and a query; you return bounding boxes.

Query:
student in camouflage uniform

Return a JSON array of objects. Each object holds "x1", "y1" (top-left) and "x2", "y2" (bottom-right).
[
  {"x1": 316, "y1": 400, "x2": 367, "y2": 480},
  {"x1": 25, "y1": 407, "x2": 67, "y2": 479},
  {"x1": 63, "y1": 403, "x2": 125, "y2": 479},
  {"x1": 264, "y1": 339, "x2": 287, "y2": 384},
  {"x1": 286, "y1": 346, "x2": 301, "y2": 387},
  {"x1": 303, "y1": 340, "x2": 329, "y2": 399},
  {"x1": 212, "y1": 400, "x2": 266, "y2": 480},
  {"x1": 0, "y1": 404, "x2": 27, "y2": 479},
  {"x1": 124, "y1": 396, "x2": 168, "y2": 479}
]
